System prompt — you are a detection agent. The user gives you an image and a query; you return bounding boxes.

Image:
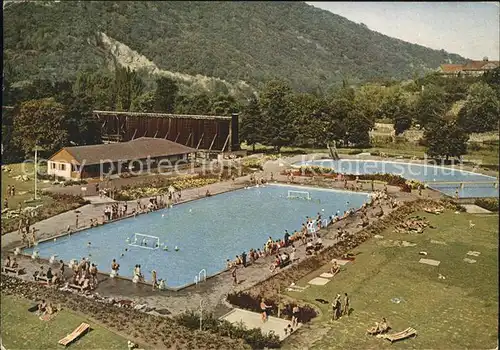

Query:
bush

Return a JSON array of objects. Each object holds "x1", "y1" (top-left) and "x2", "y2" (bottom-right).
[
  {"x1": 347, "y1": 149, "x2": 364, "y2": 155},
  {"x1": 63, "y1": 179, "x2": 88, "y2": 187},
  {"x1": 468, "y1": 142, "x2": 482, "y2": 152},
  {"x1": 45, "y1": 192, "x2": 89, "y2": 205},
  {"x1": 474, "y1": 198, "x2": 499, "y2": 212},
  {"x1": 36, "y1": 172, "x2": 55, "y2": 181},
  {"x1": 371, "y1": 135, "x2": 393, "y2": 145},
  {"x1": 417, "y1": 138, "x2": 427, "y2": 147},
  {"x1": 175, "y1": 310, "x2": 281, "y2": 349}
]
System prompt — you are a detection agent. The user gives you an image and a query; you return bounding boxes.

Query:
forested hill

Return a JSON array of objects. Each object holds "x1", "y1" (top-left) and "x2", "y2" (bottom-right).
[{"x1": 4, "y1": 1, "x2": 466, "y2": 92}]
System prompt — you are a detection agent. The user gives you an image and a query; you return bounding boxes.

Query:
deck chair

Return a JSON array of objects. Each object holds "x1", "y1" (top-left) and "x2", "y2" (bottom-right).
[
  {"x1": 35, "y1": 275, "x2": 49, "y2": 283},
  {"x1": 58, "y1": 322, "x2": 90, "y2": 346},
  {"x1": 367, "y1": 325, "x2": 380, "y2": 335},
  {"x1": 68, "y1": 284, "x2": 83, "y2": 292},
  {"x1": 382, "y1": 327, "x2": 417, "y2": 343},
  {"x1": 2, "y1": 266, "x2": 24, "y2": 275}
]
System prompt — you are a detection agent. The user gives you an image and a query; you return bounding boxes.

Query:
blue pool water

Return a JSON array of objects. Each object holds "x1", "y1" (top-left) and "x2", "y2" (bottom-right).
[
  {"x1": 295, "y1": 159, "x2": 499, "y2": 198},
  {"x1": 24, "y1": 184, "x2": 370, "y2": 288}
]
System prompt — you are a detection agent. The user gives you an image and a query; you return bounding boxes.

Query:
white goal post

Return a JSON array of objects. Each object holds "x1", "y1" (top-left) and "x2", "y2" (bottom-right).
[
  {"x1": 128, "y1": 233, "x2": 160, "y2": 250},
  {"x1": 287, "y1": 190, "x2": 311, "y2": 200}
]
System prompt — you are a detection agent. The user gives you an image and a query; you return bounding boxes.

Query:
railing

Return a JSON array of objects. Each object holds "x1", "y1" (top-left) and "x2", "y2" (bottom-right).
[
  {"x1": 199, "y1": 269, "x2": 207, "y2": 282},
  {"x1": 195, "y1": 269, "x2": 207, "y2": 285},
  {"x1": 426, "y1": 180, "x2": 498, "y2": 189}
]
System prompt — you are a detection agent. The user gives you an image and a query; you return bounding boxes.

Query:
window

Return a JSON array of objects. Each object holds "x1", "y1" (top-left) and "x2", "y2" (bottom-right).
[
  {"x1": 51, "y1": 162, "x2": 56, "y2": 169},
  {"x1": 60, "y1": 163, "x2": 66, "y2": 171}
]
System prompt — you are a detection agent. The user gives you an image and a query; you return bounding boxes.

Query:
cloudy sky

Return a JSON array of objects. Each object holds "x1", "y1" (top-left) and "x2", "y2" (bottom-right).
[{"x1": 307, "y1": 2, "x2": 500, "y2": 60}]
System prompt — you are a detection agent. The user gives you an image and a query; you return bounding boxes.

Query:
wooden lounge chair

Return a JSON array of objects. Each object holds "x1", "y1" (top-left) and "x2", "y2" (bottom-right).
[
  {"x1": 2, "y1": 266, "x2": 24, "y2": 275},
  {"x1": 58, "y1": 322, "x2": 90, "y2": 346},
  {"x1": 68, "y1": 284, "x2": 83, "y2": 292},
  {"x1": 382, "y1": 327, "x2": 417, "y2": 343}
]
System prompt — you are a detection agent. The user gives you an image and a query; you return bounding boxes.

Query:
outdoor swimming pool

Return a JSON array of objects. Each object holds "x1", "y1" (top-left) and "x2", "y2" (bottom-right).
[
  {"x1": 295, "y1": 159, "x2": 499, "y2": 198},
  {"x1": 24, "y1": 184, "x2": 370, "y2": 288}
]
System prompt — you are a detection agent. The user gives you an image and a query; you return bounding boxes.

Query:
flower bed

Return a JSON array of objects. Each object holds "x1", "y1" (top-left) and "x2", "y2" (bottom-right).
[{"x1": 115, "y1": 174, "x2": 220, "y2": 201}]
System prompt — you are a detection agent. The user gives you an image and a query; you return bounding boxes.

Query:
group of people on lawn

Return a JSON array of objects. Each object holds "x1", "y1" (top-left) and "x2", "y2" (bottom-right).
[
  {"x1": 332, "y1": 293, "x2": 350, "y2": 320},
  {"x1": 4, "y1": 255, "x2": 20, "y2": 270}
]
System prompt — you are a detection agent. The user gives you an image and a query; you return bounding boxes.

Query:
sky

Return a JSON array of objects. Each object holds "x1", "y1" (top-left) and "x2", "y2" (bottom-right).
[{"x1": 307, "y1": 2, "x2": 500, "y2": 60}]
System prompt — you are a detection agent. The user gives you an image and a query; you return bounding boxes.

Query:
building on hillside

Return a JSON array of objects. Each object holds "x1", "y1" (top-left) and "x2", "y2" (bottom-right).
[
  {"x1": 438, "y1": 58, "x2": 500, "y2": 77},
  {"x1": 94, "y1": 110, "x2": 240, "y2": 152},
  {"x1": 47, "y1": 137, "x2": 195, "y2": 180}
]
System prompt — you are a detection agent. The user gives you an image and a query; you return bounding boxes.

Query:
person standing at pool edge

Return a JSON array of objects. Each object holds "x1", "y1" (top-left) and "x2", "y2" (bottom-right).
[
  {"x1": 232, "y1": 266, "x2": 238, "y2": 285},
  {"x1": 241, "y1": 251, "x2": 247, "y2": 267}
]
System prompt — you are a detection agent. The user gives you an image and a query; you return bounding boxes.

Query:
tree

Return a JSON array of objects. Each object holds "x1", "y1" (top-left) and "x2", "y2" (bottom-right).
[
  {"x1": 13, "y1": 98, "x2": 68, "y2": 157},
  {"x1": 344, "y1": 106, "x2": 373, "y2": 147},
  {"x1": 210, "y1": 94, "x2": 238, "y2": 115},
  {"x1": 457, "y1": 82, "x2": 500, "y2": 133},
  {"x1": 130, "y1": 91, "x2": 155, "y2": 112},
  {"x1": 414, "y1": 84, "x2": 448, "y2": 128},
  {"x1": 260, "y1": 80, "x2": 295, "y2": 152},
  {"x1": 289, "y1": 93, "x2": 326, "y2": 148},
  {"x1": 64, "y1": 94, "x2": 101, "y2": 146},
  {"x1": 354, "y1": 84, "x2": 387, "y2": 121},
  {"x1": 394, "y1": 114, "x2": 412, "y2": 136},
  {"x1": 482, "y1": 67, "x2": 500, "y2": 92},
  {"x1": 240, "y1": 95, "x2": 264, "y2": 152},
  {"x1": 74, "y1": 70, "x2": 116, "y2": 110},
  {"x1": 114, "y1": 66, "x2": 144, "y2": 111},
  {"x1": 424, "y1": 119, "x2": 469, "y2": 161},
  {"x1": 153, "y1": 76, "x2": 179, "y2": 113},
  {"x1": 1, "y1": 106, "x2": 23, "y2": 163},
  {"x1": 378, "y1": 90, "x2": 413, "y2": 135}
]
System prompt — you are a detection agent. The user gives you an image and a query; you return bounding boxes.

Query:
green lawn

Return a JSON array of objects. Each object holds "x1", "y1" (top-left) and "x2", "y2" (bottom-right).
[
  {"x1": 1, "y1": 295, "x2": 129, "y2": 349},
  {"x1": 284, "y1": 211, "x2": 499, "y2": 349},
  {"x1": 1, "y1": 163, "x2": 51, "y2": 209}
]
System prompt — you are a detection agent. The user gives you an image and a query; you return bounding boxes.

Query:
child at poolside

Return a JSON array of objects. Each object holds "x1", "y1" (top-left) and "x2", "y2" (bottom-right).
[
  {"x1": 158, "y1": 279, "x2": 166, "y2": 290},
  {"x1": 111, "y1": 259, "x2": 120, "y2": 277}
]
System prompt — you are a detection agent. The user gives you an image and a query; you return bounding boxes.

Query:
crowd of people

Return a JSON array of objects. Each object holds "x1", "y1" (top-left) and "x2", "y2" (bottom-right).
[{"x1": 394, "y1": 216, "x2": 431, "y2": 234}]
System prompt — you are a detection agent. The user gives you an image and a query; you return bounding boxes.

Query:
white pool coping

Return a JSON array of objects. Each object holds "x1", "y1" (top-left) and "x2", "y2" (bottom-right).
[{"x1": 268, "y1": 183, "x2": 371, "y2": 196}]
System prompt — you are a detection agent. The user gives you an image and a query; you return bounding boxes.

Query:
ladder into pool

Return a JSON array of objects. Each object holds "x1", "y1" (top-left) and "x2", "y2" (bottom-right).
[{"x1": 194, "y1": 268, "x2": 207, "y2": 285}]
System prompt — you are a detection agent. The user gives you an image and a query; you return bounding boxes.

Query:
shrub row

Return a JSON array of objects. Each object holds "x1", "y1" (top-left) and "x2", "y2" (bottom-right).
[
  {"x1": 474, "y1": 198, "x2": 499, "y2": 212},
  {"x1": 175, "y1": 310, "x2": 280, "y2": 349}
]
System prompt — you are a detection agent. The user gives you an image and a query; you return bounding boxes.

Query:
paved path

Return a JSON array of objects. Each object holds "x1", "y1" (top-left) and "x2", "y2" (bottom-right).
[
  {"x1": 462, "y1": 204, "x2": 493, "y2": 214},
  {"x1": 1, "y1": 153, "x2": 441, "y2": 318}
]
